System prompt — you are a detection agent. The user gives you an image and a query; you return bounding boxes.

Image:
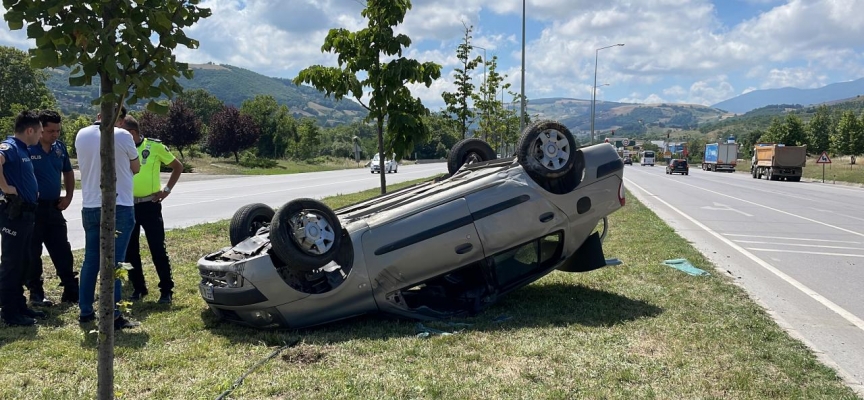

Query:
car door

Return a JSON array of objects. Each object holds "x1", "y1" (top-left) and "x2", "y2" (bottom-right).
[
  {"x1": 463, "y1": 179, "x2": 568, "y2": 257},
  {"x1": 361, "y1": 198, "x2": 485, "y2": 298}
]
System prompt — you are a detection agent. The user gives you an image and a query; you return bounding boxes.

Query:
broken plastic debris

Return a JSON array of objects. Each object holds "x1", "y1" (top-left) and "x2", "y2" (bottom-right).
[{"x1": 662, "y1": 258, "x2": 709, "y2": 276}]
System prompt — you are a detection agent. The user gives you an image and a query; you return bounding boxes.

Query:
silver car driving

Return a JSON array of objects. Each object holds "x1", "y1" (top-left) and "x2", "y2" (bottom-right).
[{"x1": 198, "y1": 120, "x2": 626, "y2": 328}]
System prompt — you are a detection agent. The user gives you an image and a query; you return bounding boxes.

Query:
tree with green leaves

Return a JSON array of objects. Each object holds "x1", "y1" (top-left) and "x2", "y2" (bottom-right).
[
  {"x1": 762, "y1": 114, "x2": 807, "y2": 146},
  {"x1": 806, "y1": 105, "x2": 833, "y2": 155},
  {"x1": 3, "y1": 3, "x2": 210, "y2": 397},
  {"x1": 0, "y1": 46, "x2": 56, "y2": 126},
  {"x1": 177, "y1": 88, "x2": 223, "y2": 127},
  {"x1": 832, "y1": 110, "x2": 863, "y2": 163},
  {"x1": 292, "y1": 118, "x2": 322, "y2": 160},
  {"x1": 294, "y1": 0, "x2": 441, "y2": 194},
  {"x1": 472, "y1": 55, "x2": 507, "y2": 142},
  {"x1": 441, "y1": 24, "x2": 481, "y2": 140},
  {"x1": 207, "y1": 106, "x2": 260, "y2": 162},
  {"x1": 240, "y1": 95, "x2": 296, "y2": 159}
]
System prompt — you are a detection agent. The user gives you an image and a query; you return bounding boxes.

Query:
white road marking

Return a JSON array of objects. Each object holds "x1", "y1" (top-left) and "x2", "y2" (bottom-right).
[
  {"x1": 723, "y1": 234, "x2": 861, "y2": 244},
  {"x1": 746, "y1": 248, "x2": 864, "y2": 258},
  {"x1": 625, "y1": 177, "x2": 864, "y2": 333},
  {"x1": 701, "y1": 202, "x2": 754, "y2": 217},
  {"x1": 733, "y1": 241, "x2": 864, "y2": 251},
  {"x1": 810, "y1": 208, "x2": 864, "y2": 223},
  {"x1": 661, "y1": 176, "x2": 864, "y2": 238}
]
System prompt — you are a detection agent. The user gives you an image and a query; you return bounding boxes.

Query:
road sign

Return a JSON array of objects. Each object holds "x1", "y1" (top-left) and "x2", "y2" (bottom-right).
[
  {"x1": 622, "y1": 139, "x2": 630, "y2": 146},
  {"x1": 816, "y1": 151, "x2": 832, "y2": 164},
  {"x1": 664, "y1": 151, "x2": 672, "y2": 158}
]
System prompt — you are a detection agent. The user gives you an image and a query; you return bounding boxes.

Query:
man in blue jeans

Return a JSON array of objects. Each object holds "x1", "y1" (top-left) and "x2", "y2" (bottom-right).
[{"x1": 74, "y1": 107, "x2": 141, "y2": 330}]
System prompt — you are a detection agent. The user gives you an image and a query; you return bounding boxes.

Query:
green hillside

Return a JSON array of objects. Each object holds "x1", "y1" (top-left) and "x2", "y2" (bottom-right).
[
  {"x1": 44, "y1": 63, "x2": 367, "y2": 126},
  {"x1": 526, "y1": 98, "x2": 727, "y2": 139}
]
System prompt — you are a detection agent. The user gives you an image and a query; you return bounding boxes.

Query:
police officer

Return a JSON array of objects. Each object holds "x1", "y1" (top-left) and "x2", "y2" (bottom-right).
[
  {"x1": 26, "y1": 110, "x2": 77, "y2": 306},
  {"x1": 122, "y1": 116, "x2": 182, "y2": 304},
  {"x1": 0, "y1": 110, "x2": 45, "y2": 326}
]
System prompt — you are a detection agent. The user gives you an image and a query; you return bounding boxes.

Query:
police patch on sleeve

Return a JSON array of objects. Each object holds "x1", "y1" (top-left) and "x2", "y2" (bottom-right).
[{"x1": 0, "y1": 143, "x2": 10, "y2": 151}]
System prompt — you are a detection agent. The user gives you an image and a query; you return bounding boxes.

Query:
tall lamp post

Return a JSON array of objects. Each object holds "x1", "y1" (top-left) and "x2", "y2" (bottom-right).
[
  {"x1": 519, "y1": 0, "x2": 526, "y2": 135},
  {"x1": 474, "y1": 46, "x2": 488, "y2": 140},
  {"x1": 591, "y1": 43, "x2": 623, "y2": 144}
]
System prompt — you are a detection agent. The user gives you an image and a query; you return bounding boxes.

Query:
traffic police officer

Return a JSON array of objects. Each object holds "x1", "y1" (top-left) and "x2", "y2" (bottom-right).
[
  {"x1": 0, "y1": 110, "x2": 46, "y2": 326},
  {"x1": 26, "y1": 110, "x2": 77, "y2": 306},
  {"x1": 122, "y1": 116, "x2": 183, "y2": 304}
]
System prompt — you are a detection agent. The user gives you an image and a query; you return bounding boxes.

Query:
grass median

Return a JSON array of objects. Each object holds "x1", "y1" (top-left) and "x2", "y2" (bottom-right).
[{"x1": 0, "y1": 180, "x2": 857, "y2": 399}]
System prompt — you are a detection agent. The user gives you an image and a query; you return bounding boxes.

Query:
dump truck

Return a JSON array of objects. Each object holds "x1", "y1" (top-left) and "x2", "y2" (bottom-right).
[
  {"x1": 702, "y1": 143, "x2": 738, "y2": 172},
  {"x1": 750, "y1": 144, "x2": 806, "y2": 181}
]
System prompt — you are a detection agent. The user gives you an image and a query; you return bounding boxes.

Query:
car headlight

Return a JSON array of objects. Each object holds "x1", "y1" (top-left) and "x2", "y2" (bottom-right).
[{"x1": 227, "y1": 262, "x2": 245, "y2": 288}]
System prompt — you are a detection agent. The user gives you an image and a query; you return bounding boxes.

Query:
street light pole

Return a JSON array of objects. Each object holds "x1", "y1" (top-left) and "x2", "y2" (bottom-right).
[
  {"x1": 474, "y1": 46, "x2": 488, "y2": 140},
  {"x1": 519, "y1": 0, "x2": 526, "y2": 135},
  {"x1": 590, "y1": 43, "x2": 623, "y2": 145}
]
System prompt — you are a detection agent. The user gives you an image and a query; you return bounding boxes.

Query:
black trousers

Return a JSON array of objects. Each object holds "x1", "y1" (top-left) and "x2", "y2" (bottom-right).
[
  {"x1": 125, "y1": 201, "x2": 174, "y2": 295},
  {"x1": 26, "y1": 200, "x2": 76, "y2": 292},
  {"x1": 0, "y1": 204, "x2": 35, "y2": 314}
]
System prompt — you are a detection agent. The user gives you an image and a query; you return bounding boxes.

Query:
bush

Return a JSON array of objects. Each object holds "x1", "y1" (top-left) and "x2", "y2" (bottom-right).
[{"x1": 239, "y1": 151, "x2": 278, "y2": 169}]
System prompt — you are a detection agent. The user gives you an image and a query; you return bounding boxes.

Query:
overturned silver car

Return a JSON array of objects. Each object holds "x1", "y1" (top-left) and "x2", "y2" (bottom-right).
[{"x1": 198, "y1": 120, "x2": 625, "y2": 328}]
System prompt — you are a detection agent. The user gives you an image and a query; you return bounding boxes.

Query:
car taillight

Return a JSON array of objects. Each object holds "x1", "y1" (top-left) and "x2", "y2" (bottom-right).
[{"x1": 618, "y1": 180, "x2": 625, "y2": 206}]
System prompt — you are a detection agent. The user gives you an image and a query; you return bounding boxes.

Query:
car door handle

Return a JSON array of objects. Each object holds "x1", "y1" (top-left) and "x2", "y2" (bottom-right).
[
  {"x1": 455, "y1": 243, "x2": 473, "y2": 254},
  {"x1": 539, "y1": 212, "x2": 554, "y2": 223}
]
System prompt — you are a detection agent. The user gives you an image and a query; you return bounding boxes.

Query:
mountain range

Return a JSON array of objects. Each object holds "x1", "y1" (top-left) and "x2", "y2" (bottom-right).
[
  {"x1": 43, "y1": 63, "x2": 864, "y2": 133},
  {"x1": 711, "y1": 78, "x2": 864, "y2": 114}
]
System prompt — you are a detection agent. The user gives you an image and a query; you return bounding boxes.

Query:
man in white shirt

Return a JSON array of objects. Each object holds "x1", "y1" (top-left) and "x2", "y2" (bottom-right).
[{"x1": 74, "y1": 106, "x2": 141, "y2": 330}]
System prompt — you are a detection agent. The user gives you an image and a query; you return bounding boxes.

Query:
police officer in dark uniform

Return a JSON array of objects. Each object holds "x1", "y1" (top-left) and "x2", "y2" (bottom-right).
[
  {"x1": 26, "y1": 110, "x2": 77, "y2": 306},
  {"x1": 0, "y1": 110, "x2": 46, "y2": 326}
]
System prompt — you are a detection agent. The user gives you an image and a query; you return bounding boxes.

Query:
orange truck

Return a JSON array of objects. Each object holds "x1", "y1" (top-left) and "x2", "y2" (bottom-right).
[{"x1": 750, "y1": 144, "x2": 806, "y2": 181}]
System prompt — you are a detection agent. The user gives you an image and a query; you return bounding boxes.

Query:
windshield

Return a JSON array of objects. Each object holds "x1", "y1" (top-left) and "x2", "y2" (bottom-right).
[{"x1": 643, "y1": 151, "x2": 654, "y2": 157}]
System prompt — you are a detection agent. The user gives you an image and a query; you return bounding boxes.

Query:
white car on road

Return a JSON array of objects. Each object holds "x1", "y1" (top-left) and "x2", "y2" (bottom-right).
[{"x1": 370, "y1": 153, "x2": 397, "y2": 174}]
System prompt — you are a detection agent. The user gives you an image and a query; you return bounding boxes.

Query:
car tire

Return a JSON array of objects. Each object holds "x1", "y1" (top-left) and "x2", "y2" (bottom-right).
[
  {"x1": 447, "y1": 138, "x2": 497, "y2": 175},
  {"x1": 517, "y1": 120, "x2": 577, "y2": 179},
  {"x1": 229, "y1": 203, "x2": 275, "y2": 246},
  {"x1": 270, "y1": 198, "x2": 343, "y2": 272}
]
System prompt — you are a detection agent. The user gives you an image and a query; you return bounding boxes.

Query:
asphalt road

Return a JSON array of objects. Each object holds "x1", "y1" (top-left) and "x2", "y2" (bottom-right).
[
  {"x1": 624, "y1": 163, "x2": 864, "y2": 395},
  {"x1": 37, "y1": 162, "x2": 447, "y2": 253}
]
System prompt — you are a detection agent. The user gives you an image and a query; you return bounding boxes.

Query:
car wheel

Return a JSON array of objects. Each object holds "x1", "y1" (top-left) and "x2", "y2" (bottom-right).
[
  {"x1": 447, "y1": 138, "x2": 497, "y2": 175},
  {"x1": 517, "y1": 120, "x2": 577, "y2": 179},
  {"x1": 270, "y1": 198, "x2": 343, "y2": 272},
  {"x1": 229, "y1": 203, "x2": 275, "y2": 246}
]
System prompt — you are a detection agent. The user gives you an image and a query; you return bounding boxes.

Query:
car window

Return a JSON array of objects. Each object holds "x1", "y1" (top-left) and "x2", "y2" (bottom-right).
[
  {"x1": 493, "y1": 233, "x2": 562, "y2": 290},
  {"x1": 644, "y1": 151, "x2": 654, "y2": 157}
]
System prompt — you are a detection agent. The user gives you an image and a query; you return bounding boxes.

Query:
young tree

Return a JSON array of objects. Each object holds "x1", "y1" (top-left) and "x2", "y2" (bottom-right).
[
  {"x1": 164, "y1": 100, "x2": 203, "y2": 160},
  {"x1": 293, "y1": 118, "x2": 322, "y2": 160},
  {"x1": 207, "y1": 106, "x2": 260, "y2": 162},
  {"x1": 138, "y1": 110, "x2": 169, "y2": 141},
  {"x1": 441, "y1": 24, "x2": 481, "y2": 139},
  {"x1": 240, "y1": 95, "x2": 296, "y2": 159},
  {"x1": 806, "y1": 105, "x2": 833, "y2": 154},
  {"x1": 294, "y1": 0, "x2": 441, "y2": 194},
  {"x1": 177, "y1": 88, "x2": 224, "y2": 126},
  {"x1": 831, "y1": 111, "x2": 857, "y2": 157},
  {"x1": 4, "y1": 2, "x2": 210, "y2": 397},
  {"x1": 472, "y1": 55, "x2": 507, "y2": 142},
  {"x1": 0, "y1": 45, "x2": 56, "y2": 119}
]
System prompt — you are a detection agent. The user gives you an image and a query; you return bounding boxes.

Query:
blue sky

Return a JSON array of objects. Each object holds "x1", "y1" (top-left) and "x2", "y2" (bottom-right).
[{"x1": 3, "y1": 0, "x2": 863, "y2": 110}]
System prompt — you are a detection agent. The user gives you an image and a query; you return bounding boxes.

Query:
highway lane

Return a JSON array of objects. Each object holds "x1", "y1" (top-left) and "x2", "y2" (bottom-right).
[
  {"x1": 624, "y1": 164, "x2": 864, "y2": 394},
  {"x1": 27, "y1": 163, "x2": 447, "y2": 254}
]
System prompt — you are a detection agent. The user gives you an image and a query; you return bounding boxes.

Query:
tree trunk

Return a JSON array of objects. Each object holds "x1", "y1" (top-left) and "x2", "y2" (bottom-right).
[
  {"x1": 233, "y1": 151, "x2": 240, "y2": 163},
  {"x1": 377, "y1": 118, "x2": 386, "y2": 194},
  {"x1": 178, "y1": 147, "x2": 185, "y2": 161},
  {"x1": 97, "y1": 74, "x2": 117, "y2": 400}
]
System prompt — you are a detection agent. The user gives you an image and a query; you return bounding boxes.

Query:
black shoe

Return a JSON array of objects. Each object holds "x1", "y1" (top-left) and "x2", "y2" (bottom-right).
[
  {"x1": 2, "y1": 313, "x2": 37, "y2": 326},
  {"x1": 129, "y1": 290, "x2": 148, "y2": 301},
  {"x1": 157, "y1": 293, "x2": 173, "y2": 304},
  {"x1": 60, "y1": 280, "x2": 79, "y2": 303},
  {"x1": 78, "y1": 313, "x2": 96, "y2": 323},
  {"x1": 22, "y1": 308, "x2": 46, "y2": 319},
  {"x1": 29, "y1": 293, "x2": 55, "y2": 307},
  {"x1": 114, "y1": 316, "x2": 140, "y2": 330}
]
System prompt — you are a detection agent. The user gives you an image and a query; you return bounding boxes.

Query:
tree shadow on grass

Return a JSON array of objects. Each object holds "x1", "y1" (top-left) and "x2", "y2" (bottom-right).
[{"x1": 201, "y1": 283, "x2": 663, "y2": 347}]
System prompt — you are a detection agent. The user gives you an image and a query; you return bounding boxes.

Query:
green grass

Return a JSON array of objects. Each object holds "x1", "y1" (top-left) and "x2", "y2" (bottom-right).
[
  {"x1": 735, "y1": 157, "x2": 864, "y2": 184},
  {"x1": 0, "y1": 183, "x2": 857, "y2": 399}
]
